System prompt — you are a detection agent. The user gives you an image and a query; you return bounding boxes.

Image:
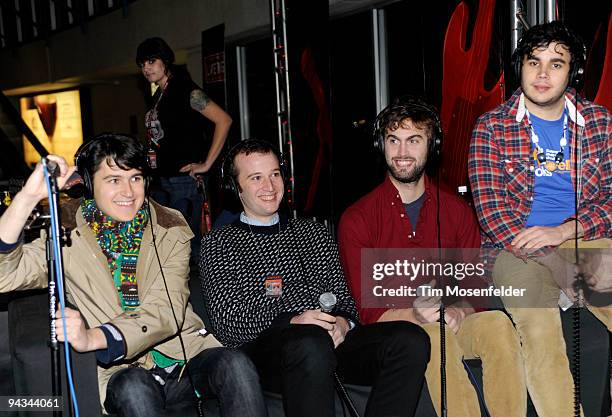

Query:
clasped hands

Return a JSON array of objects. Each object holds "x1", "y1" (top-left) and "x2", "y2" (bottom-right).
[
  {"x1": 290, "y1": 310, "x2": 350, "y2": 347},
  {"x1": 413, "y1": 280, "x2": 466, "y2": 333}
]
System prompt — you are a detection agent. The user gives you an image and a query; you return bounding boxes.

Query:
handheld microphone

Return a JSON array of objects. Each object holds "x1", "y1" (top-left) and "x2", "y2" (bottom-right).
[
  {"x1": 319, "y1": 291, "x2": 360, "y2": 417},
  {"x1": 43, "y1": 158, "x2": 60, "y2": 177},
  {"x1": 319, "y1": 292, "x2": 337, "y2": 313}
]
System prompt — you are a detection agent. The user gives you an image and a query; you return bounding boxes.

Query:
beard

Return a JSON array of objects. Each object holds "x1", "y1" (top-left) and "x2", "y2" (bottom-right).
[{"x1": 387, "y1": 158, "x2": 427, "y2": 184}]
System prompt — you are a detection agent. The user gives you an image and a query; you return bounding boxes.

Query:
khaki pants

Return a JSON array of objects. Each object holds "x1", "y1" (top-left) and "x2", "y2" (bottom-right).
[
  {"x1": 422, "y1": 310, "x2": 526, "y2": 417},
  {"x1": 492, "y1": 239, "x2": 612, "y2": 417}
]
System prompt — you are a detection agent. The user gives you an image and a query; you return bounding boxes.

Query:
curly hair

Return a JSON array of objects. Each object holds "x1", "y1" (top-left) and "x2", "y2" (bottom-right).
[
  {"x1": 373, "y1": 96, "x2": 440, "y2": 155},
  {"x1": 512, "y1": 21, "x2": 586, "y2": 86}
]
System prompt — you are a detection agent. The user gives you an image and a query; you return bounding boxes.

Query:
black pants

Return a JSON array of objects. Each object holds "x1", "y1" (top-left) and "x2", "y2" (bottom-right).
[{"x1": 242, "y1": 321, "x2": 430, "y2": 417}]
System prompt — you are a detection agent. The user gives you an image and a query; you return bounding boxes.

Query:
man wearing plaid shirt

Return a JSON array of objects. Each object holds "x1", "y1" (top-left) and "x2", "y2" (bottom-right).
[{"x1": 469, "y1": 21, "x2": 611, "y2": 417}]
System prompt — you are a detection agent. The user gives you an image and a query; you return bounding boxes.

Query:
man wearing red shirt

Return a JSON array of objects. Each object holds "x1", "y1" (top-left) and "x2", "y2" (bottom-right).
[{"x1": 338, "y1": 97, "x2": 524, "y2": 417}]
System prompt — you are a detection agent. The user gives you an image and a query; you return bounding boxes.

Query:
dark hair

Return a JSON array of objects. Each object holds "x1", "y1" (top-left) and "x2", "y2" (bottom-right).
[
  {"x1": 224, "y1": 139, "x2": 281, "y2": 180},
  {"x1": 374, "y1": 96, "x2": 440, "y2": 156},
  {"x1": 75, "y1": 133, "x2": 149, "y2": 185},
  {"x1": 512, "y1": 21, "x2": 586, "y2": 86},
  {"x1": 135, "y1": 37, "x2": 175, "y2": 69}
]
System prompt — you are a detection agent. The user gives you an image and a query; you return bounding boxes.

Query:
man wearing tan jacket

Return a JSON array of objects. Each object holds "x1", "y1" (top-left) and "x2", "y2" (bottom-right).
[{"x1": 0, "y1": 134, "x2": 267, "y2": 417}]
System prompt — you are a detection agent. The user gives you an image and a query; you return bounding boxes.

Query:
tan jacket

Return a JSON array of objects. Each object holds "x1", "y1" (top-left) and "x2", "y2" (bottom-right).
[{"x1": 0, "y1": 199, "x2": 221, "y2": 411}]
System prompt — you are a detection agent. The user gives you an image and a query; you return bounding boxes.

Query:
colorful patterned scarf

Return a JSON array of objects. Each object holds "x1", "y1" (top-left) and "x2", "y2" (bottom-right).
[{"x1": 81, "y1": 199, "x2": 148, "y2": 311}]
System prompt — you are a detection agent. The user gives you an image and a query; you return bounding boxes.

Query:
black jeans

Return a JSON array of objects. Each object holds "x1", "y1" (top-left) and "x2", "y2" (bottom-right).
[
  {"x1": 242, "y1": 321, "x2": 430, "y2": 417},
  {"x1": 104, "y1": 347, "x2": 267, "y2": 417}
]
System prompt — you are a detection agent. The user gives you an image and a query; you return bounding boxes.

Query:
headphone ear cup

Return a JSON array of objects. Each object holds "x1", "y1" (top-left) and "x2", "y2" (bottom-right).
[
  {"x1": 375, "y1": 132, "x2": 384, "y2": 153},
  {"x1": 228, "y1": 177, "x2": 239, "y2": 199},
  {"x1": 513, "y1": 49, "x2": 522, "y2": 86},
  {"x1": 81, "y1": 169, "x2": 93, "y2": 198},
  {"x1": 372, "y1": 117, "x2": 385, "y2": 154},
  {"x1": 220, "y1": 159, "x2": 240, "y2": 198},
  {"x1": 144, "y1": 176, "x2": 151, "y2": 196}
]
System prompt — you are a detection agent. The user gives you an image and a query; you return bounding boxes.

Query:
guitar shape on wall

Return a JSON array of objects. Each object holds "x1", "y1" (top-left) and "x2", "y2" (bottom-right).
[
  {"x1": 440, "y1": 0, "x2": 505, "y2": 191},
  {"x1": 591, "y1": 14, "x2": 612, "y2": 110}
]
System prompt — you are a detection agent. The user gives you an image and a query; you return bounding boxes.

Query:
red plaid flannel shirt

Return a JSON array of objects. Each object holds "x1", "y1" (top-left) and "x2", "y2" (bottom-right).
[{"x1": 468, "y1": 88, "x2": 611, "y2": 248}]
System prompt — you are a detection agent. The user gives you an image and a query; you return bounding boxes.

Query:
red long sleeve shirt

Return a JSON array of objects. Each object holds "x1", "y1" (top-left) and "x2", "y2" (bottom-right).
[{"x1": 338, "y1": 175, "x2": 481, "y2": 324}]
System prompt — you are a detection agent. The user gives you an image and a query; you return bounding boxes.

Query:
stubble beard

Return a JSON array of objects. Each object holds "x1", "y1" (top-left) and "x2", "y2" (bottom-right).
[{"x1": 387, "y1": 159, "x2": 427, "y2": 184}]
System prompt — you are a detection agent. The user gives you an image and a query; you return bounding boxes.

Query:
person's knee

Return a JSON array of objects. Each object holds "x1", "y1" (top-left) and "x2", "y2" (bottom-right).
[
  {"x1": 480, "y1": 311, "x2": 516, "y2": 339},
  {"x1": 377, "y1": 321, "x2": 431, "y2": 365},
  {"x1": 210, "y1": 348, "x2": 260, "y2": 385},
  {"x1": 515, "y1": 309, "x2": 562, "y2": 341},
  {"x1": 280, "y1": 325, "x2": 336, "y2": 370},
  {"x1": 106, "y1": 368, "x2": 160, "y2": 409}
]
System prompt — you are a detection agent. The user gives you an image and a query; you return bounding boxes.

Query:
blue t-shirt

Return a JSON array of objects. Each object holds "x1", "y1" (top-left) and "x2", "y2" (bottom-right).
[{"x1": 525, "y1": 111, "x2": 575, "y2": 227}]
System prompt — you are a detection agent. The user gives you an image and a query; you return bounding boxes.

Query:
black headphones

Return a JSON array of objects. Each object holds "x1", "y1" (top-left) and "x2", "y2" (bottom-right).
[
  {"x1": 74, "y1": 134, "x2": 151, "y2": 198},
  {"x1": 512, "y1": 22, "x2": 587, "y2": 89},
  {"x1": 220, "y1": 139, "x2": 286, "y2": 198},
  {"x1": 373, "y1": 96, "x2": 442, "y2": 158}
]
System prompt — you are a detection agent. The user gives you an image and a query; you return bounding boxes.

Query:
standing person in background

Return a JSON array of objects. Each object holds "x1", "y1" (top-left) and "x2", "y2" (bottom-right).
[{"x1": 136, "y1": 37, "x2": 232, "y2": 262}]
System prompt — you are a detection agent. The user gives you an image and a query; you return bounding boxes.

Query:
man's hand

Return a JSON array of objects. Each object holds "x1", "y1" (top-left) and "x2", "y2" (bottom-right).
[
  {"x1": 55, "y1": 307, "x2": 105, "y2": 352},
  {"x1": 22, "y1": 155, "x2": 76, "y2": 203},
  {"x1": 583, "y1": 251, "x2": 612, "y2": 293},
  {"x1": 413, "y1": 295, "x2": 441, "y2": 324},
  {"x1": 511, "y1": 226, "x2": 567, "y2": 249},
  {"x1": 444, "y1": 306, "x2": 467, "y2": 334},
  {"x1": 179, "y1": 162, "x2": 211, "y2": 178},
  {"x1": 329, "y1": 317, "x2": 350, "y2": 348},
  {"x1": 512, "y1": 221, "x2": 583, "y2": 250},
  {"x1": 537, "y1": 250, "x2": 578, "y2": 299},
  {"x1": 0, "y1": 155, "x2": 76, "y2": 244},
  {"x1": 290, "y1": 309, "x2": 336, "y2": 331}
]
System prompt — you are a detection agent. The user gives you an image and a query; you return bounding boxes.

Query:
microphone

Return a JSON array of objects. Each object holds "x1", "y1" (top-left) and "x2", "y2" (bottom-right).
[
  {"x1": 319, "y1": 292, "x2": 337, "y2": 313},
  {"x1": 319, "y1": 291, "x2": 360, "y2": 417},
  {"x1": 42, "y1": 158, "x2": 60, "y2": 177}
]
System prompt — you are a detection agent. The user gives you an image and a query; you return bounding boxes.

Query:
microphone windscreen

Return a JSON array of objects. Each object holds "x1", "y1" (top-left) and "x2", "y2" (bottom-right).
[
  {"x1": 319, "y1": 292, "x2": 337, "y2": 313},
  {"x1": 45, "y1": 158, "x2": 60, "y2": 177}
]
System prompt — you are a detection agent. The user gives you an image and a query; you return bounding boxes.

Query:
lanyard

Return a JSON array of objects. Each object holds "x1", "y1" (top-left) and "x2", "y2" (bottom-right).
[{"x1": 525, "y1": 107, "x2": 568, "y2": 164}]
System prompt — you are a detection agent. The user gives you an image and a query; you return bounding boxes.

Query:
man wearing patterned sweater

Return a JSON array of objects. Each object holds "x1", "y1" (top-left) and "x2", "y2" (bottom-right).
[
  {"x1": 200, "y1": 139, "x2": 430, "y2": 417},
  {"x1": 468, "y1": 21, "x2": 611, "y2": 417}
]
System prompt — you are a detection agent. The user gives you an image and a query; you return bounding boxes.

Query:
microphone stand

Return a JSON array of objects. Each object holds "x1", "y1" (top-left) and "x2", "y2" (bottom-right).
[
  {"x1": 41, "y1": 158, "x2": 71, "y2": 417},
  {"x1": 434, "y1": 150, "x2": 447, "y2": 417},
  {"x1": 439, "y1": 303, "x2": 447, "y2": 417},
  {"x1": 320, "y1": 294, "x2": 360, "y2": 417}
]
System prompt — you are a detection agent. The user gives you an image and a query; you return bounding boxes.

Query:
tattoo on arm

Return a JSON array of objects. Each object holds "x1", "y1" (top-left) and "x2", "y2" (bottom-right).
[{"x1": 190, "y1": 89, "x2": 210, "y2": 112}]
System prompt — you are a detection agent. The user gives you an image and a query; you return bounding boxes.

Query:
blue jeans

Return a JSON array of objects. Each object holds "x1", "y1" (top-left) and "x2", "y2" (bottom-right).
[
  {"x1": 152, "y1": 176, "x2": 204, "y2": 261},
  {"x1": 104, "y1": 347, "x2": 267, "y2": 417}
]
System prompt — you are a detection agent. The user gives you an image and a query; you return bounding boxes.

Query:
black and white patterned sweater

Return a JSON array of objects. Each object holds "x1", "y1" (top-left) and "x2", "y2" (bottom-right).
[{"x1": 199, "y1": 216, "x2": 359, "y2": 348}]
